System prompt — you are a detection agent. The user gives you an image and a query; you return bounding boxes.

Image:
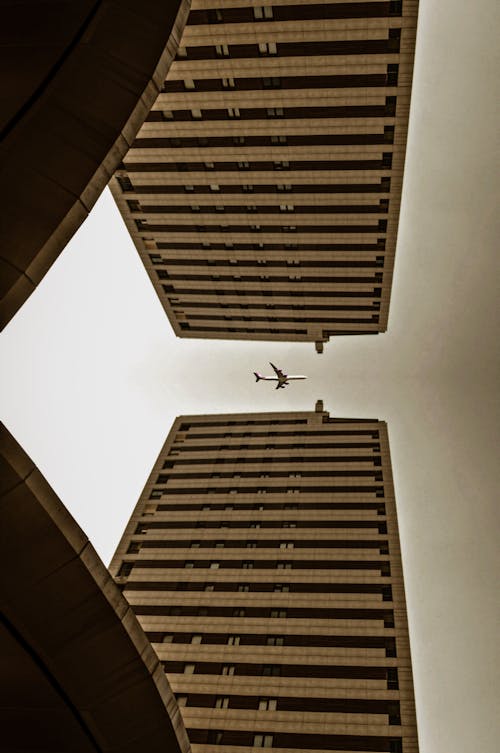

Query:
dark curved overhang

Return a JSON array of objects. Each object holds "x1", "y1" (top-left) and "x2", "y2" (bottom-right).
[
  {"x1": 0, "y1": 424, "x2": 191, "y2": 753},
  {"x1": 0, "y1": 0, "x2": 190, "y2": 329}
]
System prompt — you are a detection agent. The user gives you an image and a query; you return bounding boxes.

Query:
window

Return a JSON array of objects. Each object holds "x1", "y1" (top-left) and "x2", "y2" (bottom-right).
[
  {"x1": 191, "y1": 635, "x2": 202, "y2": 644},
  {"x1": 222, "y1": 77, "x2": 235, "y2": 88},
  {"x1": 191, "y1": 108, "x2": 202, "y2": 119},
  {"x1": 388, "y1": 703, "x2": 401, "y2": 725},
  {"x1": 254, "y1": 6, "x2": 274, "y2": 20},
  {"x1": 210, "y1": 184, "x2": 220, "y2": 192},
  {"x1": 207, "y1": 731, "x2": 224, "y2": 744},
  {"x1": 383, "y1": 586, "x2": 393, "y2": 602},
  {"x1": 262, "y1": 665, "x2": 280, "y2": 676},
  {"x1": 263, "y1": 76, "x2": 281, "y2": 89},
  {"x1": 271, "y1": 135, "x2": 287, "y2": 145},
  {"x1": 222, "y1": 664, "x2": 235, "y2": 676},
  {"x1": 184, "y1": 185, "x2": 194, "y2": 192},
  {"x1": 258, "y1": 698, "x2": 277, "y2": 710},
  {"x1": 254, "y1": 734, "x2": 274, "y2": 748},
  {"x1": 237, "y1": 161, "x2": 250, "y2": 169},
  {"x1": 191, "y1": 541, "x2": 200, "y2": 547},
  {"x1": 389, "y1": 741, "x2": 403, "y2": 753},
  {"x1": 280, "y1": 204, "x2": 294, "y2": 212},
  {"x1": 277, "y1": 184, "x2": 292, "y2": 192},
  {"x1": 387, "y1": 668, "x2": 399, "y2": 689},
  {"x1": 184, "y1": 663, "x2": 195, "y2": 674},
  {"x1": 242, "y1": 561, "x2": 254, "y2": 569},
  {"x1": 274, "y1": 160, "x2": 289, "y2": 170},
  {"x1": 208, "y1": 8, "x2": 224, "y2": 22},
  {"x1": 185, "y1": 561, "x2": 194, "y2": 568},
  {"x1": 270, "y1": 609, "x2": 287, "y2": 618},
  {"x1": 210, "y1": 562, "x2": 220, "y2": 569},
  {"x1": 176, "y1": 696, "x2": 187, "y2": 707},
  {"x1": 117, "y1": 176, "x2": 133, "y2": 192},
  {"x1": 228, "y1": 107, "x2": 240, "y2": 118},
  {"x1": 277, "y1": 562, "x2": 292, "y2": 569},
  {"x1": 215, "y1": 696, "x2": 230, "y2": 709},
  {"x1": 267, "y1": 107, "x2": 283, "y2": 118},
  {"x1": 238, "y1": 584, "x2": 250, "y2": 592},
  {"x1": 162, "y1": 634, "x2": 174, "y2": 643},
  {"x1": 184, "y1": 78, "x2": 195, "y2": 90},
  {"x1": 205, "y1": 584, "x2": 214, "y2": 591},
  {"x1": 246, "y1": 541, "x2": 257, "y2": 548},
  {"x1": 267, "y1": 636, "x2": 284, "y2": 646},
  {"x1": 162, "y1": 109, "x2": 174, "y2": 120},
  {"x1": 279, "y1": 542, "x2": 294, "y2": 549},
  {"x1": 216, "y1": 44, "x2": 230, "y2": 57},
  {"x1": 205, "y1": 161, "x2": 215, "y2": 169},
  {"x1": 177, "y1": 46, "x2": 187, "y2": 58},
  {"x1": 274, "y1": 584, "x2": 289, "y2": 592},
  {"x1": 216, "y1": 542, "x2": 225, "y2": 548},
  {"x1": 233, "y1": 608, "x2": 246, "y2": 617},
  {"x1": 259, "y1": 42, "x2": 277, "y2": 55},
  {"x1": 227, "y1": 635, "x2": 240, "y2": 645}
]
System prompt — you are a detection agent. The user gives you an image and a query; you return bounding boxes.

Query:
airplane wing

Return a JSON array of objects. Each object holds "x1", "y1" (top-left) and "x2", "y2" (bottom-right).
[{"x1": 270, "y1": 362, "x2": 285, "y2": 378}]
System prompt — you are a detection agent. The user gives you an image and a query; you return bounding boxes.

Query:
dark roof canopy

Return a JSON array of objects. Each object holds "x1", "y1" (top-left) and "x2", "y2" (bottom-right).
[
  {"x1": 0, "y1": 0, "x2": 189, "y2": 328},
  {"x1": 0, "y1": 424, "x2": 191, "y2": 753}
]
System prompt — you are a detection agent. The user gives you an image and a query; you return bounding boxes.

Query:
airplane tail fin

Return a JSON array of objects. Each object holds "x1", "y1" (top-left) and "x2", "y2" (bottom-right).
[{"x1": 254, "y1": 372, "x2": 262, "y2": 382}]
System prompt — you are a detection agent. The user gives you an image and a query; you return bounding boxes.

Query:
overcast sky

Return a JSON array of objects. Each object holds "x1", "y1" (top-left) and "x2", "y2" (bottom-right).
[{"x1": 1, "y1": 1, "x2": 499, "y2": 751}]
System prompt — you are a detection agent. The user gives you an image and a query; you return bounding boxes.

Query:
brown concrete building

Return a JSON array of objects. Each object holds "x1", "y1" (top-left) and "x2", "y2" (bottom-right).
[
  {"x1": 110, "y1": 403, "x2": 419, "y2": 752},
  {"x1": 110, "y1": 1, "x2": 419, "y2": 353}
]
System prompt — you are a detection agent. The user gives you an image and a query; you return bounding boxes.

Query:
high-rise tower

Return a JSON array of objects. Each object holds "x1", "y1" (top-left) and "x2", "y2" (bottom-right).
[
  {"x1": 110, "y1": 1, "x2": 419, "y2": 353},
  {"x1": 110, "y1": 404, "x2": 418, "y2": 752}
]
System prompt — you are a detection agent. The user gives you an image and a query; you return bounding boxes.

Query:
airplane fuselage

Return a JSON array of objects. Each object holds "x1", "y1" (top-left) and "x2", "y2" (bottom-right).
[{"x1": 254, "y1": 363, "x2": 307, "y2": 389}]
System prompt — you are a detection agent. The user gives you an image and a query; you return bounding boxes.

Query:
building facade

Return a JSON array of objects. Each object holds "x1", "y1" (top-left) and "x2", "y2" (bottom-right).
[
  {"x1": 110, "y1": 0, "x2": 419, "y2": 353},
  {"x1": 110, "y1": 404, "x2": 418, "y2": 752}
]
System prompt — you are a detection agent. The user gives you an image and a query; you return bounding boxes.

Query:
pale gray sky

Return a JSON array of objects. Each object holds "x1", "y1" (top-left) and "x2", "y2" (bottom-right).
[{"x1": 1, "y1": 1, "x2": 499, "y2": 751}]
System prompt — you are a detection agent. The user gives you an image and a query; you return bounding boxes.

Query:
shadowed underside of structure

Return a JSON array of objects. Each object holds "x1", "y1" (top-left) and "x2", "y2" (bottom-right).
[
  {"x1": 0, "y1": 0, "x2": 190, "y2": 329},
  {"x1": 0, "y1": 424, "x2": 191, "y2": 753}
]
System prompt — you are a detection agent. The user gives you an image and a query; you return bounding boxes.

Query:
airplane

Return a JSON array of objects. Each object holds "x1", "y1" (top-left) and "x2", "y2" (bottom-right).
[{"x1": 254, "y1": 362, "x2": 307, "y2": 390}]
